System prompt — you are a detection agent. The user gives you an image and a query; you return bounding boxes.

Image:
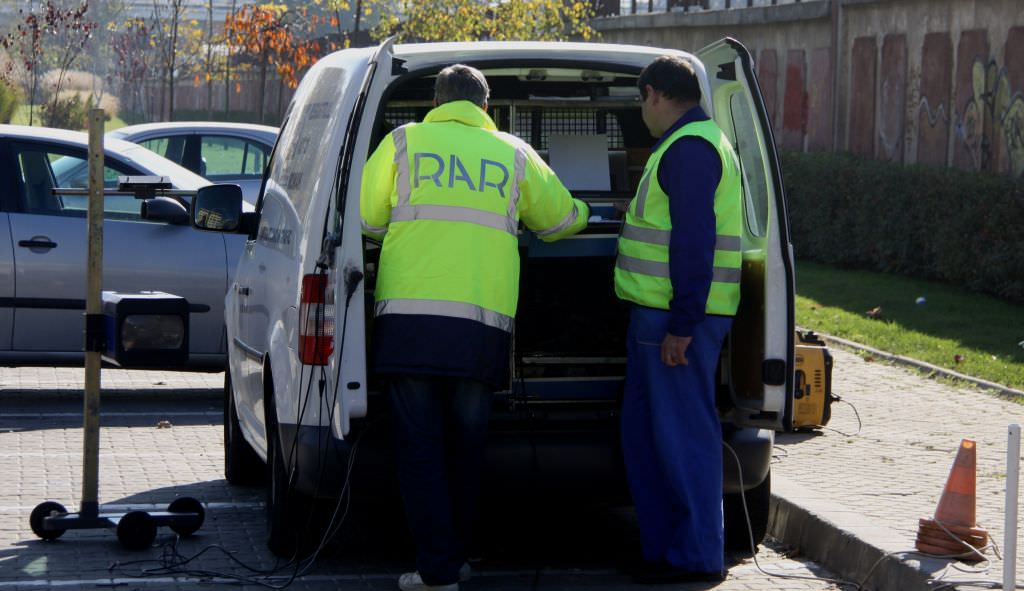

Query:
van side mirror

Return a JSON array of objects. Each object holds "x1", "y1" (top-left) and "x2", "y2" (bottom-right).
[{"x1": 192, "y1": 184, "x2": 243, "y2": 232}]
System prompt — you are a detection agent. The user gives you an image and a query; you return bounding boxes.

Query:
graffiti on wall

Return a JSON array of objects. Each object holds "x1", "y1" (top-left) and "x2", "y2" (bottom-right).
[{"x1": 955, "y1": 59, "x2": 1024, "y2": 178}]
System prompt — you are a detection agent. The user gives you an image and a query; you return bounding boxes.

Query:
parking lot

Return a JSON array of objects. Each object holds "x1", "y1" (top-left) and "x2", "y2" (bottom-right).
[{"x1": 0, "y1": 367, "x2": 842, "y2": 591}]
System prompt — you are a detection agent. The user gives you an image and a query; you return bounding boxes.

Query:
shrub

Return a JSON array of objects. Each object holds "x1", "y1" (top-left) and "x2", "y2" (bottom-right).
[
  {"x1": 782, "y1": 151, "x2": 1024, "y2": 303},
  {"x1": 0, "y1": 80, "x2": 20, "y2": 123},
  {"x1": 42, "y1": 93, "x2": 91, "y2": 129}
]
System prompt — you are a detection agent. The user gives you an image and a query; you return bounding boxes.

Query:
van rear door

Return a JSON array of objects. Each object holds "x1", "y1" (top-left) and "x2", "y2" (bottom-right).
[
  {"x1": 697, "y1": 38, "x2": 793, "y2": 431},
  {"x1": 319, "y1": 39, "x2": 399, "y2": 437}
]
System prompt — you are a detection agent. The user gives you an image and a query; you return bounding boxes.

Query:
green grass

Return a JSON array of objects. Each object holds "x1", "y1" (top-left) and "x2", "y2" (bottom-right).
[
  {"x1": 10, "y1": 104, "x2": 127, "y2": 131},
  {"x1": 795, "y1": 261, "x2": 1024, "y2": 390}
]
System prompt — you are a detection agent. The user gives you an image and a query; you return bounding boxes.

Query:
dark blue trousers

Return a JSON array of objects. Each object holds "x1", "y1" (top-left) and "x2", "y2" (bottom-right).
[
  {"x1": 387, "y1": 374, "x2": 491, "y2": 586},
  {"x1": 621, "y1": 306, "x2": 732, "y2": 573}
]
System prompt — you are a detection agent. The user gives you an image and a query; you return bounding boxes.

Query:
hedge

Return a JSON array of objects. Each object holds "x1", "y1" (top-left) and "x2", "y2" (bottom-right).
[{"x1": 781, "y1": 151, "x2": 1024, "y2": 303}]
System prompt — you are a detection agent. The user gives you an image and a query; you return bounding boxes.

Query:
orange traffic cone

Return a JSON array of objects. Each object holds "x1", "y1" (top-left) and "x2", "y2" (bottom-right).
[{"x1": 915, "y1": 439, "x2": 989, "y2": 560}]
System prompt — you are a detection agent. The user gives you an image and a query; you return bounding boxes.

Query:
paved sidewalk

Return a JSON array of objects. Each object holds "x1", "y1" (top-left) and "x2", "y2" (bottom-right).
[{"x1": 771, "y1": 347, "x2": 1024, "y2": 590}]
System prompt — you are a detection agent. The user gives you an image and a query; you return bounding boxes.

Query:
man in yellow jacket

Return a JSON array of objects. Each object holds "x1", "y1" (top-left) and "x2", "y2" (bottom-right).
[{"x1": 361, "y1": 64, "x2": 589, "y2": 591}]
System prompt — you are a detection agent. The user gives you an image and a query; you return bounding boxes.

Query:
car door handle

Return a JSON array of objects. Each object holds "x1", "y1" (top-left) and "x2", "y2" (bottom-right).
[
  {"x1": 236, "y1": 285, "x2": 250, "y2": 296},
  {"x1": 18, "y1": 239, "x2": 57, "y2": 250}
]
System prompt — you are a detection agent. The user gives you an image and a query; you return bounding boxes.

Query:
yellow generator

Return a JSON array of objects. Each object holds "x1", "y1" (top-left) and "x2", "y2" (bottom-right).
[{"x1": 785, "y1": 331, "x2": 834, "y2": 431}]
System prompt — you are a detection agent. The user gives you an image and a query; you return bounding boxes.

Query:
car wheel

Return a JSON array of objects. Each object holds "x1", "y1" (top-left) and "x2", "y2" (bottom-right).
[
  {"x1": 724, "y1": 470, "x2": 770, "y2": 554},
  {"x1": 224, "y1": 370, "x2": 264, "y2": 485}
]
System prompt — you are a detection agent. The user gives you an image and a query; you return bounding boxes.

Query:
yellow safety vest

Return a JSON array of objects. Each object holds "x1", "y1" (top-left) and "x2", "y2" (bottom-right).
[
  {"x1": 614, "y1": 118, "x2": 743, "y2": 316},
  {"x1": 361, "y1": 100, "x2": 589, "y2": 332}
]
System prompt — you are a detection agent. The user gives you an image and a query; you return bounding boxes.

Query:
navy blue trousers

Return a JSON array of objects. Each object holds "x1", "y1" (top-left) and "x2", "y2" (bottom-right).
[
  {"x1": 621, "y1": 306, "x2": 732, "y2": 573},
  {"x1": 387, "y1": 374, "x2": 491, "y2": 586}
]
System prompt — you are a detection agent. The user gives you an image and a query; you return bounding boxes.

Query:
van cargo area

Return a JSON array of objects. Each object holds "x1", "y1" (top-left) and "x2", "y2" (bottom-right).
[{"x1": 361, "y1": 64, "x2": 769, "y2": 417}]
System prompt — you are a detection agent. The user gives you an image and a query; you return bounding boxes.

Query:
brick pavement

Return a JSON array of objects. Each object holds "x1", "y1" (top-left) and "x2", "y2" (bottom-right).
[
  {"x1": 773, "y1": 347, "x2": 1024, "y2": 589},
  {"x1": 0, "y1": 366, "x2": 841, "y2": 591}
]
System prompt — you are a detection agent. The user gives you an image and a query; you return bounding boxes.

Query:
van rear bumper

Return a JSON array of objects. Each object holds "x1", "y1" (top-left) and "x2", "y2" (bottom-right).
[
  {"x1": 723, "y1": 426, "x2": 773, "y2": 494},
  {"x1": 278, "y1": 416, "x2": 773, "y2": 499}
]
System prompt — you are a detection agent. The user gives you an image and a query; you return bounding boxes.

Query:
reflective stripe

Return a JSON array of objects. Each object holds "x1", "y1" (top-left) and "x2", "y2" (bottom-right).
[
  {"x1": 716, "y1": 234, "x2": 742, "y2": 252},
  {"x1": 621, "y1": 225, "x2": 742, "y2": 252},
  {"x1": 375, "y1": 298, "x2": 513, "y2": 332},
  {"x1": 618, "y1": 255, "x2": 742, "y2": 284},
  {"x1": 508, "y1": 147, "x2": 527, "y2": 219},
  {"x1": 390, "y1": 204, "x2": 517, "y2": 235},
  {"x1": 634, "y1": 171, "x2": 652, "y2": 218},
  {"x1": 712, "y1": 266, "x2": 742, "y2": 284},
  {"x1": 393, "y1": 126, "x2": 411, "y2": 207},
  {"x1": 535, "y1": 203, "x2": 580, "y2": 237},
  {"x1": 616, "y1": 254, "x2": 669, "y2": 278},
  {"x1": 621, "y1": 224, "x2": 670, "y2": 245},
  {"x1": 361, "y1": 220, "x2": 388, "y2": 235}
]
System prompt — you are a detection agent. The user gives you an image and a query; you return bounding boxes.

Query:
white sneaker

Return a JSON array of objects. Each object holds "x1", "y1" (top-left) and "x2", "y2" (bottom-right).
[{"x1": 397, "y1": 571, "x2": 458, "y2": 591}]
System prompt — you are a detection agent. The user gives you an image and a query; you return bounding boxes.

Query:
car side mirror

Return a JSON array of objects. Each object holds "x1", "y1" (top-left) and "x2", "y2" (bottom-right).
[
  {"x1": 192, "y1": 184, "x2": 243, "y2": 232},
  {"x1": 141, "y1": 196, "x2": 189, "y2": 225}
]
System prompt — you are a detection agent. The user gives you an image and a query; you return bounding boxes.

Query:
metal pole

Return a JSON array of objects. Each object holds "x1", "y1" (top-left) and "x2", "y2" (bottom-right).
[
  {"x1": 81, "y1": 109, "x2": 105, "y2": 519},
  {"x1": 1006, "y1": 424, "x2": 1021, "y2": 591}
]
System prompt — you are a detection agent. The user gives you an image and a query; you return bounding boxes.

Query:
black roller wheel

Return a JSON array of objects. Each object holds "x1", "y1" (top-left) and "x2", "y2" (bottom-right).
[
  {"x1": 167, "y1": 497, "x2": 205, "y2": 536},
  {"x1": 724, "y1": 470, "x2": 770, "y2": 554},
  {"x1": 117, "y1": 511, "x2": 157, "y2": 550},
  {"x1": 224, "y1": 370, "x2": 264, "y2": 485},
  {"x1": 29, "y1": 501, "x2": 67, "y2": 541}
]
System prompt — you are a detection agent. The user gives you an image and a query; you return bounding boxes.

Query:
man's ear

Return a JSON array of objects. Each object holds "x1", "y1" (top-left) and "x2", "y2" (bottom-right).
[{"x1": 482, "y1": 101, "x2": 488, "y2": 112}]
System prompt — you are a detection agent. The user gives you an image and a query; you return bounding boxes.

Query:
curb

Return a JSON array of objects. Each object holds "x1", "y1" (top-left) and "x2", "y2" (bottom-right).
[
  {"x1": 769, "y1": 475, "x2": 951, "y2": 591},
  {"x1": 800, "y1": 328, "x2": 1024, "y2": 400}
]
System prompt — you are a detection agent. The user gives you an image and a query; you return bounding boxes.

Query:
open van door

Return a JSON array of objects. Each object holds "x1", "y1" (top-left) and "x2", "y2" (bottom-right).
[
  {"x1": 319, "y1": 38, "x2": 399, "y2": 437},
  {"x1": 697, "y1": 38, "x2": 793, "y2": 431}
]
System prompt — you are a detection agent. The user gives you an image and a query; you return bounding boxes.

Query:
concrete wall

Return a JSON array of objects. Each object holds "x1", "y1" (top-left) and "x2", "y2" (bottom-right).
[{"x1": 594, "y1": 0, "x2": 1024, "y2": 178}]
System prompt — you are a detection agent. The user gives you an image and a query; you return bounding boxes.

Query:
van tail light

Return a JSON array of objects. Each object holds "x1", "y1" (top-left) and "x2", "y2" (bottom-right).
[{"x1": 299, "y1": 274, "x2": 334, "y2": 365}]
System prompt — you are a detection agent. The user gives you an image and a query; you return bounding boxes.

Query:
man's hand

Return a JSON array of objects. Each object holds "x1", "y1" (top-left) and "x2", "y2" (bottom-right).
[{"x1": 661, "y1": 334, "x2": 692, "y2": 367}]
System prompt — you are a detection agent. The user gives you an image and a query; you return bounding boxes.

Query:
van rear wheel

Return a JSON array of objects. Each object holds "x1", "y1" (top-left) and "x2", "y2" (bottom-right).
[
  {"x1": 724, "y1": 470, "x2": 770, "y2": 554},
  {"x1": 224, "y1": 371, "x2": 263, "y2": 485},
  {"x1": 265, "y1": 400, "x2": 334, "y2": 558}
]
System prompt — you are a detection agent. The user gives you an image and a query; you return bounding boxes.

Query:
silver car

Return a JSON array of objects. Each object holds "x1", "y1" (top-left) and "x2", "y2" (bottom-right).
[
  {"x1": 108, "y1": 122, "x2": 278, "y2": 204},
  {"x1": 0, "y1": 125, "x2": 245, "y2": 368}
]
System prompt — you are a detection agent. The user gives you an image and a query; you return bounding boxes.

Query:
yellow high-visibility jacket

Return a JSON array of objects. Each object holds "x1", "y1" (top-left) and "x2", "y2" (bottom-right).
[
  {"x1": 361, "y1": 100, "x2": 589, "y2": 334},
  {"x1": 614, "y1": 119, "x2": 743, "y2": 316}
]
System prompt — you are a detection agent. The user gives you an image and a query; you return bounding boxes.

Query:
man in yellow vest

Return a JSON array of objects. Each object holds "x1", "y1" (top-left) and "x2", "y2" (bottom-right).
[
  {"x1": 361, "y1": 64, "x2": 589, "y2": 591},
  {"x1": 614, "y1": 55, "x2": 743, "y2": 583}
]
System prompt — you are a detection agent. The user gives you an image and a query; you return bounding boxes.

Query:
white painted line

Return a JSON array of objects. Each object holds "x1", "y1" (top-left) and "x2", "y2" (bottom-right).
[
  {"x1": 1, "y1": 411, "x2": 219, "y2": 418},
  {"x1": 0, "y1": 569, "x2": 627, "y2": 588},
  {"x1": 0, "y1": 501, "x2": 264, "y2": 512}
]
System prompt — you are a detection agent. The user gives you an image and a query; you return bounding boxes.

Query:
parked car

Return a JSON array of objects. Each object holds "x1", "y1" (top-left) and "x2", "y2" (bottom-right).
[
  {"x1": 0, "y1": 125, "x2": 246, "y2": 369},
  {"x1": 108, "y1": 122, "x2": 278, "y2": 204},
  {"x1": 194, "y1": 38, "x2": 793, "y2": 556}
]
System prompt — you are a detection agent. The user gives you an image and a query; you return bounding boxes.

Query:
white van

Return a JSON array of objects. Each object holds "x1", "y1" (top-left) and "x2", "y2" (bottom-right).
[{"x1": 193, "y1": 38, "x2": 794, "y2": 557}]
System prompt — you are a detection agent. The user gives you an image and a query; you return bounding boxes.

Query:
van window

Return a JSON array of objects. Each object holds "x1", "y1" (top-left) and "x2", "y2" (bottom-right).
[
  {"x1": 728, "y1": 92, "x2": 770, "y2": 237},
  {"x1": 266, "y1": 66, "x2": 351, "y2": 220}
]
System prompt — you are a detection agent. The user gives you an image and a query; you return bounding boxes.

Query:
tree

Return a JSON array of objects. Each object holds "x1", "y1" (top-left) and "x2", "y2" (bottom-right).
[
  {"x1": 149, "y1": 0, "x2": 197, "y2": 121},
  {"x1": 109, "y1": 17, "x2": 151, "y2": 119},
  {"x1": 225, "y1": 3, "x2": 334, "y2": 122},
  {"x1": 40, "y1": 1, "x2": 95, "y2": 127},
  {"x1": 1, "y1": 0, "x2": 96, "y2": 127},
  {"x1": 1, "y1": 10, "x2": 44, "y2": 125},
  {"x1": 368, "y1": 0, "x2": 598, "y2": 43}
]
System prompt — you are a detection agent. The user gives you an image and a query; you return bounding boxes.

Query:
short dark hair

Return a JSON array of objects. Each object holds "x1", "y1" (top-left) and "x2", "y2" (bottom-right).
[
  {"x1": 637, "y1": 55, "x2": 701, "y2": 103},
  {"x1": 435, "y1": 64, "x2": 490, "y2": 107}
]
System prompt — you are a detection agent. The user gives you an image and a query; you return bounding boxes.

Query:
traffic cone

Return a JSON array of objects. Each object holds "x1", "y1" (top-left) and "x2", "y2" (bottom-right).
[{"x1": 915, "y1": 439, "x2": 989, "y2": 560}]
